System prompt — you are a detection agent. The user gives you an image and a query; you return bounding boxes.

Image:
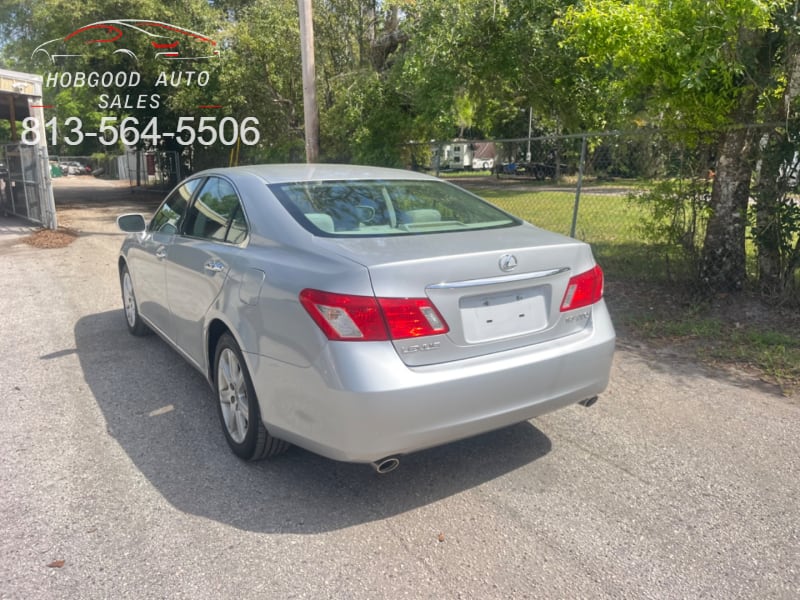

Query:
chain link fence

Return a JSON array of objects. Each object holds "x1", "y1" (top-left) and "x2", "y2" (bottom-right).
[
  {"x1": 50, "y1": 150, "x2": 182, "y2": 189},
  {"x1": 117, "y1": 150, "x2": 183, "y2": 189},
  {"x1": 508, "y1": 131, "x2": 705, "y2": 283},
  {"x1": 418, "y1": 128, "x2": 800, "y2": 301},
  {"x1": 2, "y1": 143, "x2": 57, "y2": 228}
]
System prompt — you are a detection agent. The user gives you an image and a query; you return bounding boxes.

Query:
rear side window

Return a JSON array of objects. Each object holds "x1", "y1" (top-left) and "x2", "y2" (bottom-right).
[
  {"x1": 183, "y1": 177, "x2": 248, "y2": 244},
  {"x1": 270, "y1": 179, "x2": 519, "y2": 237},
  {"x1": 150, "y1": 179, "x2": 201, "y2": 234}
]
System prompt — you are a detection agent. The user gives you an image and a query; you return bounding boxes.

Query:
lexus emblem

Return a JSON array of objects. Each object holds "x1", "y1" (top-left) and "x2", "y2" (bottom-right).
[{"x1": 499, "y1": 253, "x2": 518, "y2": 272}]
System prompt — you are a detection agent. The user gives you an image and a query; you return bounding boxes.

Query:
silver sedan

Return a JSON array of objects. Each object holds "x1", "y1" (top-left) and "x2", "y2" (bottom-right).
[{"x1": 117, "y1": 164, "x2": 615, "y2": 472}]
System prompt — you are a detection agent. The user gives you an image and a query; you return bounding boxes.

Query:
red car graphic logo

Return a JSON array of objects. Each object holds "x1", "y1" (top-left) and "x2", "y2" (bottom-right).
[{"x1": 32, "y1": 19, "x2": 220, "y2": 64}]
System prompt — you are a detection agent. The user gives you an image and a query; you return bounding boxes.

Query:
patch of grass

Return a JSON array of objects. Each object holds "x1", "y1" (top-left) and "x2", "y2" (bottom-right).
[
  {"x1": 707, "y1": 329, "x2": 800, "y2": 389},
  {"x1": 438, "y1": 170, "x2": 493, "y2": 178},
  {"x1": 622, "y1": 313, "x2": 723, "y2": 342},
  {"x1": 479, "y1": 188, "x2": 646, "y2": 240},
  {"x1": 483, "y1": 190, "x2": 577, "y2": 235},
  {"x1": 592, "y1": 242, "x2": 697, "y2": 281},
  {"x1": 479, "y1": 188, "x2": 664, "y2": 279},
  {"x1": 616, "y1": 303, "x2": 800, "y2": 396}
]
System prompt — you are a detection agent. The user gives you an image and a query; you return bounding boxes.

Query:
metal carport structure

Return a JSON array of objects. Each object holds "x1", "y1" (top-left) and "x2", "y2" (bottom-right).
[{"x1": 0, "y1": 68, "x2": 57, "y2": 229}]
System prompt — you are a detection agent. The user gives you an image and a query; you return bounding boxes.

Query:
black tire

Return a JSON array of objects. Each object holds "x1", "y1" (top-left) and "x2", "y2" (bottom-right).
[
  {"x1": 214, "y1": 333, "x2": 289, "y2": 460},
  {"x1": 120, "y1": 264, "x2": 150, "y2": 336}
]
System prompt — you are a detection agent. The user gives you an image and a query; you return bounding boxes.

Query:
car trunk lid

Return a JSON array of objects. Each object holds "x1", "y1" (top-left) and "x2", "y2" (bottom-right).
[{"x1": 312, "y1": 224, "x2": 601, "y2": 366}]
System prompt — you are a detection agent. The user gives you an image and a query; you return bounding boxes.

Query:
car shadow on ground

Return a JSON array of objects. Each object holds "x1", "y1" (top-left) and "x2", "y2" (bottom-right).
[{"x1": 73, "y1": 310, "x2": 552, "y2": 534}]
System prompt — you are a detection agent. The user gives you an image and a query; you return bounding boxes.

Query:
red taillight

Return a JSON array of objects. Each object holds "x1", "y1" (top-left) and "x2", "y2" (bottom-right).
[
  {"x1": 378, "y1": 297, "x2": 448, "y2": 339},
  {"x1": 560, "y1": 265, "x2": 604, "y2": 312},
  {"x1": 299, "y1": 289, "x2": 449, "y2": 341}
]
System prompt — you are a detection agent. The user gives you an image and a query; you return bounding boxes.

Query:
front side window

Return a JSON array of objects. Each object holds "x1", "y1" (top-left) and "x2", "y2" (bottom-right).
[
  {"x1": 150, "y1": 179, "x2": 201, "y2": 234},
  {"x1": 270, "y1": 179, "x2": 520, "y2": 237},
  {"x1": 183, "y1": 177, "x2": 248, "y2": 243}
]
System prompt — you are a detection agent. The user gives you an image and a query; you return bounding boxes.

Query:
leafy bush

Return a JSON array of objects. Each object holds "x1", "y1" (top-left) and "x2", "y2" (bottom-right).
[{"x1": 632, "y1": 178, "x2": 713, "y2": 281}]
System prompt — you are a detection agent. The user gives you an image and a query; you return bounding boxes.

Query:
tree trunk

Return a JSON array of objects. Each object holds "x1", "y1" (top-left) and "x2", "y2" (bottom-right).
[
  {"x1": 699, "y1": 125, "x2": 756, "y2": 292},
  {"x1": 753, "y1": 132, "x2": 788, "y2": 297}
]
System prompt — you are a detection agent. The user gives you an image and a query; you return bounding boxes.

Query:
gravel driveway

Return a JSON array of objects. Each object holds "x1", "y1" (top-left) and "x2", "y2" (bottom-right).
[{"x1": 1, "y1": 179, "x2": 798, "y2": 599}]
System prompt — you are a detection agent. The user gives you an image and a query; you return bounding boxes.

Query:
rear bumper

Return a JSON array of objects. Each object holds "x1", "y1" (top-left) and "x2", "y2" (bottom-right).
[{"x1": 247, "y1": 303, "x2": 615, "y2": 463}]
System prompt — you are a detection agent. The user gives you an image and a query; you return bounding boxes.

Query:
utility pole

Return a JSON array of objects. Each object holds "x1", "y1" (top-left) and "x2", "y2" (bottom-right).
[{"x1": 298, "y1": 0, "x2": 319, "y2": 163}]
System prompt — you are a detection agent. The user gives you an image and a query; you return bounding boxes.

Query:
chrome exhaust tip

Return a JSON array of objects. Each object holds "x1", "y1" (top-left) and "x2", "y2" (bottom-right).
[
  {"x1": 578, "y1": 396, "x2": 598, "y2": 408},
  {"x1": 372, "y1": 456, "x2": 400, "y2": 474}
]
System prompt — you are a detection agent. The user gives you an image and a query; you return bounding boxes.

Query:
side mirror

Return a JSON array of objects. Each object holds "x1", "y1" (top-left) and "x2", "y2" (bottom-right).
[{"x1": 117, "y1": 213, "x2": 147, "y2": 233}]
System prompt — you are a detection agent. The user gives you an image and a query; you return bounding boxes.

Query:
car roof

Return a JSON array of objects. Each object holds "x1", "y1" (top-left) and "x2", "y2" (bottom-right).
[{"x1": 196, "y1": 164, "x2": 437, "y2": 184}]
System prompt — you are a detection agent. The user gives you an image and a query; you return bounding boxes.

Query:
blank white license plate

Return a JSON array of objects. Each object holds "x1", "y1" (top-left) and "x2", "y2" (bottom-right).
[{"x1": 460, "y1": 288, "x2": 548, "y2": 343}]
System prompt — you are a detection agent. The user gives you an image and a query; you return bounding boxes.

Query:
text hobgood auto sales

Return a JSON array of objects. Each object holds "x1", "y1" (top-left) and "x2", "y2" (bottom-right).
[{"x1": 44, "y1": 70, "x2": 211, "y2": 88}]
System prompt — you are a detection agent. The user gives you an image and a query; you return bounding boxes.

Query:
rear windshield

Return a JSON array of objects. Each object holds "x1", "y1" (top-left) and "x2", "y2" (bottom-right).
[{"x1": 269, "y1": 179, "x2": 520, "y2": 236}]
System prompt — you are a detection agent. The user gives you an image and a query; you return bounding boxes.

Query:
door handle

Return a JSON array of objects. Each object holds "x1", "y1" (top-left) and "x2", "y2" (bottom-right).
[
  {"x1": 155, "y1": 246, "x2": 167, "y2": 259},
  {"x1": 204, "y1": 259, "x2": 226, "y2": 273}
]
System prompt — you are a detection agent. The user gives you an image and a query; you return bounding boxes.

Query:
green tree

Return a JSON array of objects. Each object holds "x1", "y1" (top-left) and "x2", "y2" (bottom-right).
[
  {"x1": 218, "y1": 0, "x2": 306, "y2": 163},
  {"x1": 352, "y1": 0, "x2": 593, "y2": 161},
  {"x1": 315, "y1": 1, "x2": 413, "y2": 164},
  {"x1": 560, "y1": 0, "x2": 800, "y2": 295}
]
